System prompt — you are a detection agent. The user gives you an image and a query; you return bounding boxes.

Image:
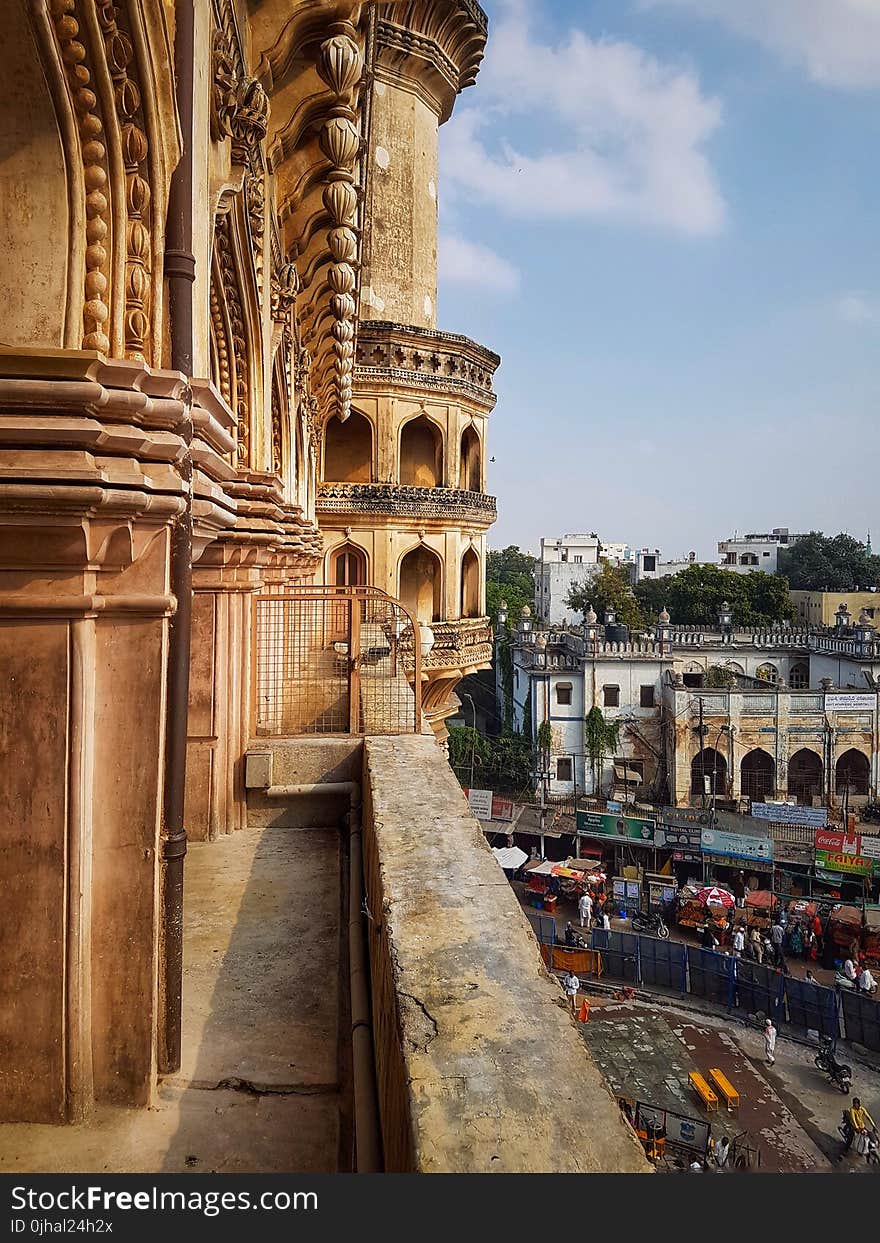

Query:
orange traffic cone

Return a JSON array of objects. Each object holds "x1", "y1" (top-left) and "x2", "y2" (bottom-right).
[{"x1": 578, "y1": 999, "x2": 590, "y2": 1023}]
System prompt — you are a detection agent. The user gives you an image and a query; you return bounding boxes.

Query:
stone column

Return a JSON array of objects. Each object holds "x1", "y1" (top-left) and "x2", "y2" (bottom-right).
[{"x1": 0, "y1": 356, "x2": 187, "y2": 1123}]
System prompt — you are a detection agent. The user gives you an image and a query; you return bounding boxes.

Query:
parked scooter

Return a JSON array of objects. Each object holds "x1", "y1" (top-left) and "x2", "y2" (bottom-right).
[
  {"x1": 815, "y1": 1036, "x2": 852, "y2": 1094},
  {"x1": 631, "y1": 909, "x2": 670, "y2": 940}
]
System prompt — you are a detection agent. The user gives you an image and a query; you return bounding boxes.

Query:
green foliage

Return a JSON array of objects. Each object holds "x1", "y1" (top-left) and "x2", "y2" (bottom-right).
[
  {"x1": 584, "y1": 706, "x2": 620, "y2": 794},
  {"x1": 630, "y1": 576, "x2": 669, "y2": 624},
  {"x1": 447, "y1": 726, "x2": 536, "y2": 796},
  {"x1": 778, "y1": 531, "x2": 880, "y2": 592},
  {"x1": 487, "y1": 545, "x2": 535, "y2": 629},
  {"x1": 705, "y1": 664, "x2": 737, "y2": 689},
  {"x1": 566, "y1": 562, "x2": 645, "y2": 630},
  {"x1": 633, "y1": 564, "x2": 795, "y2": 628},
  {"x1": 536, "y1": 719, "x2": 553, "y2": 769}
]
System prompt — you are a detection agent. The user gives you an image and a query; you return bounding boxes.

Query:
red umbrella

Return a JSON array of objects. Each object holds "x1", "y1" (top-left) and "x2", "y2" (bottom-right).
[{"x1": 696, "y1": 886, "x2": 735, "y2": 909}]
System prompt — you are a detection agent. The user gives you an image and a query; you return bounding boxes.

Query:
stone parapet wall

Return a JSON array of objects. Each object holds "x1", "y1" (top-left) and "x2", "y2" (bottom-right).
[{"x1": 361, "y1": 734, "x2": 650, "y2": 1173}]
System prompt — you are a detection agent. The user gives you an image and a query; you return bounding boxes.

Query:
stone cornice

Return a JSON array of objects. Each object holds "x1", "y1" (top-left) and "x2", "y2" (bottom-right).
[
  {"x1": 317, "y1": 482, "x2": 496, "y2": 525},
  {"x1": 374, "y1": 1, "x2": 488, "y2": 122},
  {"x1": 355, "y1": 320, "x2": 499, "y2": 410}
]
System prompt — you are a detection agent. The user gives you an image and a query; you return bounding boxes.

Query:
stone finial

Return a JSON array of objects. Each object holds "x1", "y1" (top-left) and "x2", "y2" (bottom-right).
[
  {"x1": 520, "y1": 605, "x2": 531, "y2": 618},
  {"x1": 585, "y1": 604, "x2": 597, "y2": 625},
  {"x1": 658, "y1": 606, "x2": 670, "y2": 624},
  {"x1": 535, "y1": 632, "x2": 547, "y2": 649},
  {"x1": 858, "y1": 608, "x2": 875, "y2": 628}
]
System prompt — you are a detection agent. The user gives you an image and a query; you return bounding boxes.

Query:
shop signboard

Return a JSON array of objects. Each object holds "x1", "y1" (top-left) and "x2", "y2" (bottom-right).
[
  {"x1": 814, "y1": 828, "x2": 873, "y2": 876},
  {"x1": 576, "y1": 810, "x2": 656, "y2": 842},
  {"x1": 700, "y1": 828, "x2": 773, "y2": 863},
  {"x1": 655, "y1": 824, "x2": 703, "y2": 852},
  {"x1": 858, "y1": 835, "x2": 880, "y2": 861},
  {"x1": 825, "y1": 693, "x2": 876, "y2": 712},
  {"x1": 751, "y1": 802, "x2": 827, "y2": 828},
  {"x1": 490, "y1": 795, "x2": 514, "y2": 822}
]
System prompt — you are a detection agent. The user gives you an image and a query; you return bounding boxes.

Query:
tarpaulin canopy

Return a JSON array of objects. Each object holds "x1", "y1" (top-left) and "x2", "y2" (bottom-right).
[
  {"x1": 524, "y1": 860, "x2": 556, "y2": 875},
  {"x1": 492, "y1": 846, "x2": 528, "y2": 870}
]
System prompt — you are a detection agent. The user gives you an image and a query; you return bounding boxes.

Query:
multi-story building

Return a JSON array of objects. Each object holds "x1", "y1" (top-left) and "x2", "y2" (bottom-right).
[
  {"x1": 0, "y1": 0, "x2": 645, "y2": 1175},
  {"x1": 632, "y1": 548, "x2": 697, "y2": 582},
  {"x1": 718, "y1": 527, "x2": 805, "y2": 573},
  {"x1": 506, "y1": 609, "x2": 880, "y2": 810},
  {"x1": 534, "y1": 533, "x2": 601, "y2": 624},
  {"x1": 790, "y1": 590, "x2": 880, "y2": 628}
]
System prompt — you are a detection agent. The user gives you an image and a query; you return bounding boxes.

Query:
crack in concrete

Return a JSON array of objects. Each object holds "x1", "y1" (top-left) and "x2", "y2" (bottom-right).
[
  {"x1": 162, "y1": 1076, "x2": 340, "y2": 1098},
  {"x1": 399, "y1": 992, "x2": 440, "y2": 1053}
]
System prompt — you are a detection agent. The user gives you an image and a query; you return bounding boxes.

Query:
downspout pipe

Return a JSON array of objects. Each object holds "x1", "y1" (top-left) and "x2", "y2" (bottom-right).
[
  {"x1": 265, "y1": 782, "x2": 382, "y2": 1172},
  {"x1": 159, "y1": 0, "x2": 196, "y2": 1077}
]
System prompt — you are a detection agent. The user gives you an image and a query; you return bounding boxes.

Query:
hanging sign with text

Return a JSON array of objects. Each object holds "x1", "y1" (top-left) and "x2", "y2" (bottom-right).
[{"x1": 576, "y1": 811, "x2": 656, "y2": 842}]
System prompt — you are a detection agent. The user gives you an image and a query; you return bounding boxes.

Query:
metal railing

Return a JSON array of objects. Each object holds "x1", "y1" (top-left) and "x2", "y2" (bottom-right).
[{"x1": 252, "y1": 586, "x2": 422, "y2": 737}]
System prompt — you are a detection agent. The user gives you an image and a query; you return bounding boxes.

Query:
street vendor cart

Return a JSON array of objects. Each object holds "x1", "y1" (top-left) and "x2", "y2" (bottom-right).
[
  {"x1": 860, "y1": 905, "x2": 880, "y2": 966},
  {"x1": 823, "y1": 904, "x2": 864, "y2": 968},
  {"x1": 523, "y1": 860, "x2": 558, "y2": 914},
  {"x1": 731, "y1": 889, "x2": 776, "y2": 931}
]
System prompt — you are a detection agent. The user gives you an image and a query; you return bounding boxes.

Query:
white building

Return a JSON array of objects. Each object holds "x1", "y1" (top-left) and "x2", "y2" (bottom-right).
[
  {"x1": 718, "y1": 528, "x2": 805, "y2": 574},
  {"x1": 633, "y1": 549, "x2": 697, "y2": 582},
  {"x1": 534, "y1": 534, "x2": 601, "y2": 625}
]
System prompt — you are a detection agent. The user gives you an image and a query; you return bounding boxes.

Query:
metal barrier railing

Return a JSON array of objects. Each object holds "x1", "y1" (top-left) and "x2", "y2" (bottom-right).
[{"x1": 252, "y1": 587, "x2": 422, "y2": 737}]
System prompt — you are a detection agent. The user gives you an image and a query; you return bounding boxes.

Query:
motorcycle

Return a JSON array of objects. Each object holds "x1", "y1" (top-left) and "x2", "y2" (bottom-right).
[
  {"x1": 815, "y1": 1037, "x2": 852, "y2": 1094},
  {"x1": 838, "y1": 1113, "x2": 880, "y2": 1163},
  {"x1": 631, "y1": 909, "x2": 669, "y2": 940}
]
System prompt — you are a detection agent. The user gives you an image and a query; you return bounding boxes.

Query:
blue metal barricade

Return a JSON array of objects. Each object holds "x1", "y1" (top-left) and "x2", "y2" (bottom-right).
[
  {"x1": 598, "y1": 930, "x2": 640, "y2": 982},
  {"x1": 840, "y1": 989, "x2": 880, "y2": 1053},
  {"x1": 638, "y1": 935, "x2": 687, "y2": 993},
  {"x1": 783, "y1": 978, "x2": 839, "y2": 1038},
  {"x1": 732, "y1": 959, "x2": 784, "y2": 1020},
  {"x1": 687, "y1": 947, "x2": 734, "y2": 1007}
]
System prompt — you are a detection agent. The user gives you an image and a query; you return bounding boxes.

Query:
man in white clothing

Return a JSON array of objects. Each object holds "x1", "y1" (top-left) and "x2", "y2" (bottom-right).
[
  {"x1": 764, "y1": 1018, "x2": 777, "y2": 1066},
  {"x1": 732, "y1": 928, "x2": 745, "y2": 957},
  {"x1": 578, "y1": 891, "x2": 593, "y2": 928},
  {"x1": 562, "y1": 971, "x2": 580, "y2": 1014}
]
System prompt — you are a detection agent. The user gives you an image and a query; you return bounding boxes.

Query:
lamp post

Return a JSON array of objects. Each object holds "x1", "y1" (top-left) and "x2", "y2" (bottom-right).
[
  {"x1": 657, "y1": 606, "x2": 672, "y2": 656},
  {"x1": 718, "y1": 599, "x2": 733, "y2": 640}
]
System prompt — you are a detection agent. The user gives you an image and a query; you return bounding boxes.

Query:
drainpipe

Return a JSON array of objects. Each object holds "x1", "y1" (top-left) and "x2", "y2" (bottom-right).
[
  {"x1": 265, "y1": 783, "x2": 383, "y2": 1172},
  {"x1": 159, "y1": 0, "x2": 195, "y2": 1076}
]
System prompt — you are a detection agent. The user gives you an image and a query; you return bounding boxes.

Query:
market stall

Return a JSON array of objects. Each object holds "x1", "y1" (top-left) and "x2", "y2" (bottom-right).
[
  {"x1": 823, "y1": 904, "x2": 864, "y2": 969},
  {"x1": 863, "y1": 906, "x2": 880, "y2": 966},
  {"x1": 676, "y1": 885, "x2": 732, "y2": 939},
  {"x1": 732, "y1": 889, "x2": 776, "y2": 936},
  {"x1": 522, "y1": 860, "x2": 559, "y2": 913}
]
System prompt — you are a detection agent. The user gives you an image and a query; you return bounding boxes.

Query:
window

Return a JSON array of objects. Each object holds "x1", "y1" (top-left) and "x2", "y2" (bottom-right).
[
  {"x1": 556, "y1": 682, "x2": 572, "y2": 705},
  {"x1": 762, "y1": 551, "x2": 770, "y2": 557},
  {"x1": 574, "y1": 555, "x2": 582, "y2": 564},
  {"x1": 640, "y1": 684, "x2": 655, "y2": 708},
  {"x1": 740, "y1": 553, "x2": 758, "y2": 566},
  {"x1": 643, "y1": 555, "x2": 656, "y2": 572},
  {"x1": 556, "y1": 757, "x2": 573, "y2": 782},
  {"x1": 603, "y1": 685, "x2": 620, "y2": 708},
  {"x1": 682, "y1": 673, "x2": 704, "y2": 688},
  {"x1": 561, "y1": 550, "x2": 568, "y2": 562},
  {"x1": 789, "y1": 661, "x2": 809, "y2": 690}
]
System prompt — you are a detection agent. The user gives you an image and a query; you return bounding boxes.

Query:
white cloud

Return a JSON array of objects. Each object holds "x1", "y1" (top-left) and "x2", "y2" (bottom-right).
[
  {"x1": 641, "y1": 0, "x2": 880, "y2": 89},
  {"x1": 438, "y1": 234, "x2": 521, "y2": 293},
  {"x1": 440, "y1": 1, "x2": 725, "y2": 236},
  {"x1": 835, "y1": 292, "x2": 880, "y2": 326}
]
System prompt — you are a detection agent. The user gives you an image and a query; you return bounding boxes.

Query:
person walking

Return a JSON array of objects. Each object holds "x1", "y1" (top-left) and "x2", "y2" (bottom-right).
[
  {"x1": 714, "y1": 1135, "x2": 731, "y2": 1169},
  {"x1": 763, "y1": 1018, "x2": 777, "y2": 1066},
  {"x1": 750, "y1": 926, "x2": 763, "y2": 964},
  {"x1": 578, "y1": 890, "x2": 593, "y2": 928},
  {"x1": 562, "y1": 970, "x2": 580, "y2": 1014},
  {"x1": 601, "y1": 910, "x2": 611, "y2": 931},
  {"x1": 770, "y1": 920, "x2": 785, "y2": 968},
  {"x1": 732, "y1": 927, "x2": 745, "y2": 958},
  {"x1": 801, "y1": 927, "x2": 814, "y2": 963}
]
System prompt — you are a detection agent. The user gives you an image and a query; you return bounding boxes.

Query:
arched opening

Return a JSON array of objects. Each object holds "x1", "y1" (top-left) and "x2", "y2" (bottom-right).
[
  {"x1": 329, "y1": 543, "x2": 367, "y2": 588},
  {"x1": 756, "y1": 663, "x2": 778, "y2": 685},
  {"x1": 788, "y1": 748, "x2": 823, "y2": 806},
  {"x1": 399, "y1": 546, "x2": 442, "y2": 623},
  {"x1": 459, "y1": 425, "x2": 481, "y2": 492},
  {"x1": 789, "y1": 661, "x2": 809, "y2": 690},
  {"x1": 741, "y1": 748, "x2": 775, "y2": 801},
  {"x1": 323, "y1": 410, "x2": 373, "y2": 482},
  {"x1": 460, "y1": 548, "x2": 480, "y2": 618},
  {"x1": 836, "y1": 749, "x2": 870, "y2": 797},
  {"x1": 691, "y1": 748, "x2": 727, "y2": 798},
  {"x1": 400, "y1": 415, "x2": 443, "y2": 487}
]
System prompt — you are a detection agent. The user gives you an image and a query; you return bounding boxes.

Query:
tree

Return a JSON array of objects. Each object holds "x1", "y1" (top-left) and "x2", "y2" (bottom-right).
[
  {"x1": 487, "y1": 544, "x2": 535, "y2": 631},
  {"x1": 631, "y1": 576, "x2": 671, "y2": 624},
  {"x1": 447, "y1": 725, "x2": 536, "y2": 796},
  {"x1": 566, "y1": 562, "x2": 645, "y2": 630},
  {"x1": 635, "y1": 564, "x2": 795, "y2": 628},
  {"x1": 778, "y1": 532, "x2": 880, "y2": 592},
  {"x1": 584, "y1": 706, "x2": 620, "y2": 794},
  {"x1": 705, "y1": 665, "x2": 737, "y2": 689}
]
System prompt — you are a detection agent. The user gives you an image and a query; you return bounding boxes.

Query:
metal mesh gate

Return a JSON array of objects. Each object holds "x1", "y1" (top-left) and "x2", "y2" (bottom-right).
[{"x1": 253, "y1": 587, "x2": 422, "y2": 736}]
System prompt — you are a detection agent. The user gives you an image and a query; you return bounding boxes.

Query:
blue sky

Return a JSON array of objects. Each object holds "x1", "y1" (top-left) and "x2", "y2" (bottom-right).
[{"x1": 436, "y1": 0, "x2": 880, "y2": 561}]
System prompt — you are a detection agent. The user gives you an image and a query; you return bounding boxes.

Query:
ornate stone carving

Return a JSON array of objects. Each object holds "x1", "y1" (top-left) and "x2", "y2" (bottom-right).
[
  {"x1": 211, "y1": 27, "x2": 238, "y2": 142},
  {"x1": 246, "y1": 168, "x2": 265, "y2": 301},
  {"x1": 230, "y1": 77, "x2": 269, "y2": 167},
  {"x1": 314, "y1": 22, "x2": 364, "y2": 423},
  {"x1": 49, "y1": 0, "x2": 111, "y2": 354},
  {"x1": 271, "y1": 261, "x2": 300, "y2": 324},
  {"x1": 316, "y1": 482, "x2": 496, "y2": 525},
  {"x1": 98, "y1": 1, "x2": 152, "y2": 362},
  {"x1": 214, "y1": 213, "x2": 251, "y2": 467},
  {"x1": 356, "y1": 321, "x2": 499, "y2": 409}
]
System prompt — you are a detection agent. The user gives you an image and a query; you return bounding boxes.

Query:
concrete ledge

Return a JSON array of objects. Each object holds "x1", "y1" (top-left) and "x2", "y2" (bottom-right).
[{"x1": 362, "y1": 735, "x2": 650, "y2": 1173}]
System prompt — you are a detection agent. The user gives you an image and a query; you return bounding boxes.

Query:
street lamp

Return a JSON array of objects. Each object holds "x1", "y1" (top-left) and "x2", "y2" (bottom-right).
[
  {"x1": 497, "y1": 599, "x2": 508, "y2": 629},
  {"x1": 657, "y1": 605, "x2": 672, "y2": 655},
  {"x1": 718, "y1": 599, "x2": 732, "y2": 639}
]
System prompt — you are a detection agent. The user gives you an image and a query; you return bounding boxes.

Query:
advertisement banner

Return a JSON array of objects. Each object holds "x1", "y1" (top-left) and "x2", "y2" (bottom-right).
[
  {"x1": 576, "y1": 810, "x2": 656, "y2": 842},
  {"x1": 700, "y1": 827, "x2": 773, "y2": 862},
  {"x1": 655, "y1": 824, "x2": 703, "y2": 851},
  {"x1": 814, "y1": 828, "x2": 872, "y2": 875},
  {"x1": 751, "y1": 802, "x2": 827, "y2": 828}
]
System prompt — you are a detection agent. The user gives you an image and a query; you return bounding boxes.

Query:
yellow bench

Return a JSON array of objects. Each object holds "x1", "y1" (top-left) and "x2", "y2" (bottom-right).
[
  {"x1": 709, "y1": 1068, "x2": 740, "y2": 1112},
  {"x1": 688, "y1": 1071, "x2": 719, "y2": 1112}
]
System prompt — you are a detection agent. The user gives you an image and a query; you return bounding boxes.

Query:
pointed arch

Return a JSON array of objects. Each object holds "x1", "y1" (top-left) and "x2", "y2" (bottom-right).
[
  {"x1": 756, "y1": 662, "x2": 778, "y2": 685},
  {"x1": 460, "y1": 547, "x2": 481, "y2": 618},
  {"x1": 459, "y1": 424, "x2": 481, "y2": 492},
  {"x1": 691, "y1": 748, "x2": 727, "y2": 798},
  {"x1": 741, "y1": 748, "x2": 775, "y2": 801},
  {"x1": 788, "y1": 748, "x2": 823, "y2": 806},
  {"x1": 836, "y1": 748, "x2": 870, "y2": 796},
  {"x1": 399, "y1": 544, "x2": 443, "y2": 623},
  {"x1": 323, "y1": 409, "x2": 373, "y2": 482},
  {"x1": 329, "y1": 542, "x2": 368, "y2": 588},
  {"x1": 399, "y1": 413, "x2": 443, "y2": 487}
]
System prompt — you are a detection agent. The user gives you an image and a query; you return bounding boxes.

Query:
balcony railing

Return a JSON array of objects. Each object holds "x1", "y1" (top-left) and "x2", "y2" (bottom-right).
[
  {"x1": 400, "y1": 616, "x2": 493, "y2": 673},
  {"x1": 317, "y1": 482, "x2": 497, "y2": 524},
  {"x1": 253, "y1": 586, "x2": 422, "y2": 737}
]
